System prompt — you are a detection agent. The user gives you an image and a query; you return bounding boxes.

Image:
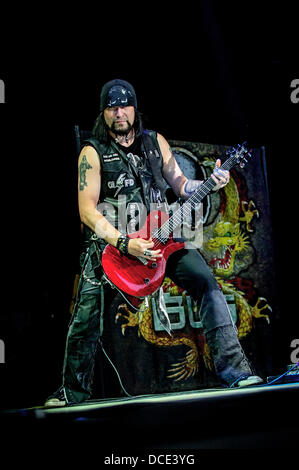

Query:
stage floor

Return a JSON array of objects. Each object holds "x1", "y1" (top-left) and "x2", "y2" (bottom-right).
[{"x1": 2, "y1": 380, "x2": 298, "y2": 450}]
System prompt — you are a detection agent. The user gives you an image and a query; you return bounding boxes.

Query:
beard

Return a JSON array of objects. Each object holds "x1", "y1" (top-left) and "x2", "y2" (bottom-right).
[{"x1": 110, "y1": 119, "x2": 134, "y2": 136}]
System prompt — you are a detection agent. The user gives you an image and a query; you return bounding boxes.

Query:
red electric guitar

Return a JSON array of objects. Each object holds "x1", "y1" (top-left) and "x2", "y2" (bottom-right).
[{"x1": 102, "y1": 143, "x2": 252, "y2": 301}]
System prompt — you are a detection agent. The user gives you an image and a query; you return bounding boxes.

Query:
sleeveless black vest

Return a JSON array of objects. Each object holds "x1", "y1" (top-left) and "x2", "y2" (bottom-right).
[{"x1": 81, "y1": 130, "x2": 168, "y2": 246}]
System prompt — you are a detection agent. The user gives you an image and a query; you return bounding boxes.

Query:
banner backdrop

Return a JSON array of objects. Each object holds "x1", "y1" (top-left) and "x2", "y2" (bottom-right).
[{"x1": 95, "y1": 140, "x2": 276, "y2": 398}]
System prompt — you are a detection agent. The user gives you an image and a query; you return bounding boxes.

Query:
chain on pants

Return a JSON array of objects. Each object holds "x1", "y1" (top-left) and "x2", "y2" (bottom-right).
[{"x1": 62, "y1": 255, "x2": 103, "y2": 404}]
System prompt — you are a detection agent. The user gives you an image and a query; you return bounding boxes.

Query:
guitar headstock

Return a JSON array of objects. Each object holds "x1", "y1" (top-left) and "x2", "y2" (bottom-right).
[{"x1": 226, "y1": 142, "x2": 252, "y2": 169}]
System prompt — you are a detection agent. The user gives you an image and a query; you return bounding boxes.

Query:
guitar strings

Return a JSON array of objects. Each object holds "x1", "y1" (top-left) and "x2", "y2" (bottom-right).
[
  {"x1": 151, "y1": 154, "x2": 236, "y2": 251},
  {"x1": 152, "y1": 178, "x2": 214, "y2": 250}
]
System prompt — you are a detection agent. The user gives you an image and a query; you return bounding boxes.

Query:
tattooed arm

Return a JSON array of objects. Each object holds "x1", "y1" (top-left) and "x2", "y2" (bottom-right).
[
  {"x1": 78, "y1": 146, "x2": 160, "y2": 258},
  {"x1": 78, "y1": 146, "x2": 121, "y2": 247}
]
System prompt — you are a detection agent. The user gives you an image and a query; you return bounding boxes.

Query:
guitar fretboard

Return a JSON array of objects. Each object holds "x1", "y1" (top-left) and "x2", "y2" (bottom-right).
[{"x1": 152, "y1": 150, "x2": 246, "y2": 244}]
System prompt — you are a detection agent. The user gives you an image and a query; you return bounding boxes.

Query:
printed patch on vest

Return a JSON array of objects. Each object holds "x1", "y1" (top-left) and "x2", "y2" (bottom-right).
[
  {"x1": 127, "y1": 152, "x2": 142, "y2": 168},
  {"x1": 103, "y1": 153, "x2": 121, "y2": 163},
  {"x1": 108, "y1": 173, "x2": 135, "y2": 197}
]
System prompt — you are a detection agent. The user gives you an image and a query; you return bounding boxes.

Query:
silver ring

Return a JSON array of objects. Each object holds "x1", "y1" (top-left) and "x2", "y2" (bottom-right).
[{"x1": 144, "y1": 249, "x2": 152, "y2": 256}]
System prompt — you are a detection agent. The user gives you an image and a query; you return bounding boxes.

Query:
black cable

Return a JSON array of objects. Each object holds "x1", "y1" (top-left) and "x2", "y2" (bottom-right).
[
  {"x1": 267, "y1": 361, "x2": 299, "y2": 385},
  {"x1": 98, "y1": 338, "x2": 132, "y2": 398}
]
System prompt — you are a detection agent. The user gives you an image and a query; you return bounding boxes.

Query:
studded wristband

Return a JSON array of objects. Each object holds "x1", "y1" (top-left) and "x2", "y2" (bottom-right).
[{"x1": 116, "y1": 234, "x2": 130, "y2": 255}]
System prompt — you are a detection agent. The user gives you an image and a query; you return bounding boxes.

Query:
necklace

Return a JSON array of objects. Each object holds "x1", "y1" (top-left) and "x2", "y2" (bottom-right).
[{"x1": 114, "y1": 129, "x2": 135, "y2": 146}]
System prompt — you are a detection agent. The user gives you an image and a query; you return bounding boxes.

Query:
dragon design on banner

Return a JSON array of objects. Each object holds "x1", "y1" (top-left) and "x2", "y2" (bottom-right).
[{"x1": 100, "y1": 141, "x2": 275, "y2": 394}]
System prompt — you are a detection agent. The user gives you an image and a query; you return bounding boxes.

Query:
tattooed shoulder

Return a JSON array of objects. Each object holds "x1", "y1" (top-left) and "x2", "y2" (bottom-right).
[{"x1": 79, "y1": 155, "x2": 92, "y2": 191}]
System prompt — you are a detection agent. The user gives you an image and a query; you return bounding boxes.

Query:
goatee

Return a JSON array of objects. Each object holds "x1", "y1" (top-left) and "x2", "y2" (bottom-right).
[{"x1": 111, "y1": 120, "x2": 133, "y2": 137}]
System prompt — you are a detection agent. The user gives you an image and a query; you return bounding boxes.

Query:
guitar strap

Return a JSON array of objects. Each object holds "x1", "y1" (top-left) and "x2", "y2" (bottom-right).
[{"x1": 141, "y1": 130, "x2": 168, "y2": 203}]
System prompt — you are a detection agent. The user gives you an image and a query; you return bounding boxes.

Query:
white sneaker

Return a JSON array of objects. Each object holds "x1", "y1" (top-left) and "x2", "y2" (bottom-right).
[
  {"x1": 236, "y1": 375, "x2": 263, "y2": 387},
  {"x1": 44, "y1": 386, "x2": 66, "y2": 407}
]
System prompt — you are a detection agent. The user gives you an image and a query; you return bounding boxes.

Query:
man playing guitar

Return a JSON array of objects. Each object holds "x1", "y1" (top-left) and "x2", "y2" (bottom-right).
[{"x1": 45, "y1": 79, "x2": 262, "y2": 407}]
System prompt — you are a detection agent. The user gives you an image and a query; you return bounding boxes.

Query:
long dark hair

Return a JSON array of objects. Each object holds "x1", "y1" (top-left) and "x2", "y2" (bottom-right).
[{"x1": 92, "y1": 109, "x2": 144, "y2": 143}]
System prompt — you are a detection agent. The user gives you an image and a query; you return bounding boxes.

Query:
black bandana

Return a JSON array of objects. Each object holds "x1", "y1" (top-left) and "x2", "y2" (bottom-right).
[{"x1": 100, "y1": 79, "x2": 137, "y2": 111}]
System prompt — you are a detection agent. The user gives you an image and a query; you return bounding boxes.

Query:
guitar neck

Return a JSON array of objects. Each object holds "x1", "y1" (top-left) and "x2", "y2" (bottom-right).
[
  {"x1": 188, "y1": 153, "x2": 235, "y2": 205},
  {"x1": 154, "y1": 153, "x2": 238, "y2": 242}
]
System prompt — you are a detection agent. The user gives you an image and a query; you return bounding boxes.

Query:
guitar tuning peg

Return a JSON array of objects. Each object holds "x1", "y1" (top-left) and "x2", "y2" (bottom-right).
[{"x1": 240, "y1": 158, "x2": 248, "y2": 168}]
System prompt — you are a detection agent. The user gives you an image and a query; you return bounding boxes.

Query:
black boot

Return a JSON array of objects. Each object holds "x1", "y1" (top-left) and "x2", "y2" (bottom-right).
[{"x1": 205, "y1": 324, "x2": 263, "y2": 387}]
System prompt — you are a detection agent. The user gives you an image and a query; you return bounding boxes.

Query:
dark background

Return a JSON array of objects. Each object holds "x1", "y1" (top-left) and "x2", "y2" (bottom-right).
[{"x1": 0, "y1": 2, "x2": 298, "y2": 409}]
